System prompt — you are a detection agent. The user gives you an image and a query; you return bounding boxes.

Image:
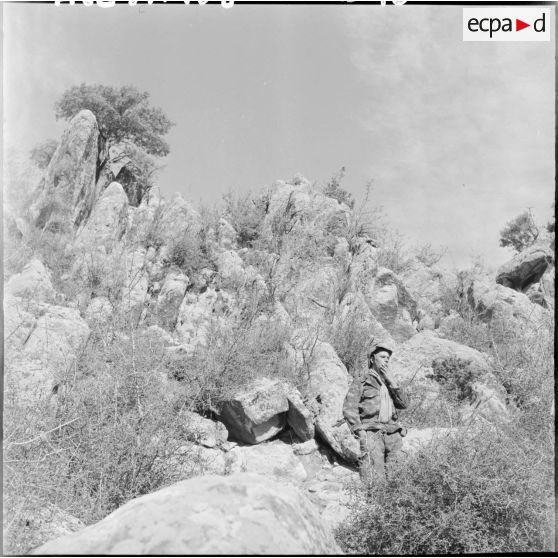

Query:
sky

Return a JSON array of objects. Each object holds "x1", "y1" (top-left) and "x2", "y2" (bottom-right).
[{"x1": 3, "y1": 2, "x2": 555, "y2": 268}]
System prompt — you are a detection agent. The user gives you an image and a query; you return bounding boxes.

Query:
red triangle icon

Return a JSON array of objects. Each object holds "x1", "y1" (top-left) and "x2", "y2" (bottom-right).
[{"x1": 516, "y1": 19, "x2": 530, "y2": 31}]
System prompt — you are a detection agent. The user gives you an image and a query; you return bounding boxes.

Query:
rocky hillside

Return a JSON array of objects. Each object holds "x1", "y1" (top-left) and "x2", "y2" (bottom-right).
[{"x1": 4, "y1": 110, "x2": 555, "y2": 554}]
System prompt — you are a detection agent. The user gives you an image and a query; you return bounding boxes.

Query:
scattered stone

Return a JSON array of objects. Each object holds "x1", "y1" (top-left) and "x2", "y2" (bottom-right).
[{"x1": 179, "y1": 411, "x2": 229, "y2": 448}]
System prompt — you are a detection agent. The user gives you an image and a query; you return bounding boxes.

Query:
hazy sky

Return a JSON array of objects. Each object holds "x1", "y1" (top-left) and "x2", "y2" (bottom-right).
[{"x1": 3, "y1": 3, "x2": 555, "y2": 268}]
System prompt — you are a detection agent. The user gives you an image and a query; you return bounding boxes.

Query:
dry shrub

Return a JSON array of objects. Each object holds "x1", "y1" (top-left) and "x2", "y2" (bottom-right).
[
  {"x1": 169, "y1": 309, "x2": 295, "y2": 413},
  {"x1": 3, "y1": 327, "x2": 196, "y2": 555},
  {"x1": 337, "y1": 420, "x2": 554, "y2": 554}
]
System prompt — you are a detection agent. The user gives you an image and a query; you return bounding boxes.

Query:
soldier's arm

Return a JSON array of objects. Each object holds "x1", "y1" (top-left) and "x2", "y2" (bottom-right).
[
  {"x1": 343, "y1": 375, "x2": 364, "y2": 433},
  {"x1": 388, "y1": 384, "x2": 409, "y2": 409}
]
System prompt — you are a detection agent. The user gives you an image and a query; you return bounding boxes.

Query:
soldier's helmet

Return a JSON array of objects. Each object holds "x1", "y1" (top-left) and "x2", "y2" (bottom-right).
[{"x1": 368, "y1": 341, "x2": 393, "y2": 363}]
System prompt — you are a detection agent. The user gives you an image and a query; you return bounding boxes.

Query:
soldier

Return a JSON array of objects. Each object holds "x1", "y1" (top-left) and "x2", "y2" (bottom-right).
[{"x1": 343, "y1": 342, "x2": 408, "y2": 483}]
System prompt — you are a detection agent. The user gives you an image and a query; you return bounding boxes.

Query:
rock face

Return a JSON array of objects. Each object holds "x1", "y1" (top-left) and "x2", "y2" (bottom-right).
[
  {"x1": 390, "y1": 331, "x2": 510, "y2": 424},
  {"x1": 219, "y1": 378, "x2": 289, "y2": 444},
  {"x1": 153, "y1": 272, "x2": 189, "y2": 329},
  {"x1": 29, "y1": 110, "x2": 101, "y2": 231},
  {"x1": 4, "y1": 297, "x2": 90, "y2": 402},
  {"x1": 464, "y1": 279, "x2": 545, "y2": 325},
  {"x1": 367, "y1": 268, "x2": 418, "y2": 342},
  {"x1": 32, "y1": 474, "x2": 342, "y2": 555},
  {"x1": 496, "y1": 244, "x2": 554, "y2": 292},
  {"x1": 307, "y1": 342, "x2": 360, "y2": 462},
  {"x1": 5, "y1": 259, "x2": 56, "y2": 302},
  {"x1": 74, "y1": 182, "x2": 128, "y2": 249}
]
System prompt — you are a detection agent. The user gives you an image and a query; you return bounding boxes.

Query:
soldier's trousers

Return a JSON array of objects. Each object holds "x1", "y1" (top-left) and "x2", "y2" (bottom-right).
[{"x1": 358, "y1": 429, "x2": 403, "y2": 483}]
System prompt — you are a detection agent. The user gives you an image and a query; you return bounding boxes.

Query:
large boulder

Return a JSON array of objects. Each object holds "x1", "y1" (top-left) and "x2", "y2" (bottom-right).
[
  {"x1": 218, "y1": 378, "x2": 289, "y2": 444},
  {"x1": 496, "y1": 244, "x2": 554, "y2": 292},
  {"x1": 307, "y1": 342, "x2": 360, "y2": 462},
  {"x1": 5, "y1": 259, "x2": 56, "y2": 302},
  {"x1": 32, "y1": 474, "x2": 341, "y2": 555},
  {"x1": 218, "y1": 379, "x2": 314, "y2": 445},
  {"x1": 29, "y1": 110, "x2": 101, "y2": 231}
]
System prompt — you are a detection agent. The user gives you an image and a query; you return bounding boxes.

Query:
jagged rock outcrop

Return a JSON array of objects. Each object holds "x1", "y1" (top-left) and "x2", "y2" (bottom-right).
[
  {"x1": 4, "y1": 296, "x2": 90, "y2": 402},
  {"x1": 262, "y1": 178, "x2": 350, "y2": 238},
  {"x1": 464, "y1": 278, "x2": 546, "y2": 325},
  {"x1": 152, "y1": 272, "x2": 189, "y2": 329},
  {"x1": 31, "y1": 474, "x2": 342, "y2": 555},
  {"x1": 366, "y1": 267, "x2": 418, "y2": 342},
  {"x1": 307, "y1": 342, "x2": 360, "y2": 462},
  {"x1": 73, "y1": 182, "x2": 128, "y2": 250},
  {"x1": 496, "y1": 244, "x2": 554, "y2": 292},
  {"x1": 175, "y1": 288, "x2": 235, "y2": 347},
  {"x1": 29, "y1": 110, "x2": 101, "y2": 231},
  {"x1": 5, "y1": 259, "x2": 56, "y2": 302},
  {"x1": 390, "y1": 331, "x2": 510, "y2": 424}
]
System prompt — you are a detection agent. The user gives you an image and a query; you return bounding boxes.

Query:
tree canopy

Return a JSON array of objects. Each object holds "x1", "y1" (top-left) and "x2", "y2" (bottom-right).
[
  {"x1": 55, "y1": 84, "x2": 174, "y2": 157},
  {"x1": 499, "y1": 210, "x2": 540, "y2": 253}
]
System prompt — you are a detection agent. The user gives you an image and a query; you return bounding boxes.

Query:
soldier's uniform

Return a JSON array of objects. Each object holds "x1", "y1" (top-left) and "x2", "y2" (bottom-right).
[{"x1": 343, "y1": 346, "x2": 408, "y2": 482}]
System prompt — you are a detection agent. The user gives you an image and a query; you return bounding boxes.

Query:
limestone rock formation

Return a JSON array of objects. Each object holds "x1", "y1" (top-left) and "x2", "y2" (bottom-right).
[
  {"x1": 307, "y1": 342, "x2": 360, "y2": 462},
  {"x1": 74, "y1": 182, "x2": 128, "y2": 250},
  {"x1": 218, "y1": 378, "x2": 289, "y2": 444},
  {"x1": 390, "y1": 330, "x2": 510, "y2": 424},
  {"x1": 367, "y1": 267, "x2": 418, "y2": 342},
  {"x1": 464, "y1": 278, "x2": 546, "y2": 325},
  {"x1": 29, "y1": 110, "x2": 101, "y2": 231},
  {"x1": 496, "y1": 244, "x2": 554, "y2": 292},
  {"x1": 4, "y1": 297, "x2": 90, "y2": 402},
  {"x1": 32, "y1": 474, "x2": 342, "y2": 555},
  {"x1": 153, "y1": 272, "x2": 189, "y2": 329},
  {"x1": 5, "y1": 259, "x2": 56, "y2": 302}
]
